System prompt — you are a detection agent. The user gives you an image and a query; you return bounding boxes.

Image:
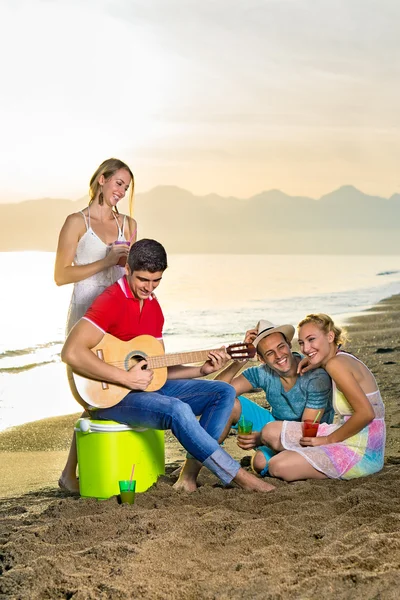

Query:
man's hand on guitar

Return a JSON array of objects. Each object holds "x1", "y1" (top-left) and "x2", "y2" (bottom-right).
[
  {"x1": 125, "y1": 360, "x2": 154, "y2": 390},
  {"x1": 200, "y1": 348, "x2": 230, "y2": 376}
]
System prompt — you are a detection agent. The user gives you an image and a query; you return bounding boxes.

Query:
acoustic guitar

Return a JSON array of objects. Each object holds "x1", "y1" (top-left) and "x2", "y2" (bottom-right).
[{"x1": 71, "y1": 334, "x2": 256, "y2": 409}]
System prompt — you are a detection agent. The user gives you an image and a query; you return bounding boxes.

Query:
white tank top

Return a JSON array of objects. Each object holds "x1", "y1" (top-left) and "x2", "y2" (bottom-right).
[
  {"x1": 333, "y1": 351, "x2": 385, "y2": 421},
  {"x1": 66, "y1": 208, "x2": 128, "y2": 334}
]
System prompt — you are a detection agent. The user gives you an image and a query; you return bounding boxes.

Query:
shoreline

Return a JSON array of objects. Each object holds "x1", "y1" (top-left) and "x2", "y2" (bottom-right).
[
  {"x1": 1, "y1": 294, "x2": 400, "y2": 599},
  {"x1": 1, "y1": 293, "x2": 399, "y2": 461},
  {"x1": 1, "y1": 256, "x2": 400, "y2": 433}
]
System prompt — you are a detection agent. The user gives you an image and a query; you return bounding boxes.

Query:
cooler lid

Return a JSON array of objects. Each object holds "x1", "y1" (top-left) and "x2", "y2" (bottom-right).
[{"x1": 74, "y1": 418, "x2": 148, "y2": 433}]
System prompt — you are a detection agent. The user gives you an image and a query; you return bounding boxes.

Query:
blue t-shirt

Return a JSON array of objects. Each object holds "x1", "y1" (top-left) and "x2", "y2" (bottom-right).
[{"x1": 242, "y1": 354, "x2": 333, "y2": 423}]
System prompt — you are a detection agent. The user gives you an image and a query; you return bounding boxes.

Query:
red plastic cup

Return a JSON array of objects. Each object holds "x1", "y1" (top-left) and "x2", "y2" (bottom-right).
[
  {"x1": 302, "y1": 420, "x2": 319, "y2": 437},
  {"x1": 114, "y1": 240, "x2": 129, "y2": 267}
]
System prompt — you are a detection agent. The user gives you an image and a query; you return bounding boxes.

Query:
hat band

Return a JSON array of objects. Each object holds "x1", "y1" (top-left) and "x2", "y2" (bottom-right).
[{"x1": 257, "y1": 326, "x2": 275, "y2": 337}]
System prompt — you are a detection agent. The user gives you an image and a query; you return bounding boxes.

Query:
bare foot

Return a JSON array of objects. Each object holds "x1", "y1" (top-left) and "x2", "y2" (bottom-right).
[
  {"x1": 58, "y1": 473, "x2": 80, "y2": 494},
  {"x1": 170, "y1": 465, "x2": 183, "y2": 478},
  {"x1": 172, "y1": 458, "x2": 201, "y2": 492},
  {"x1": 172, "y1": 478, "x2": 198, "y2": 493},
  {"x1": 233, "y1": 468, "x2": 275, "y2": 492}
]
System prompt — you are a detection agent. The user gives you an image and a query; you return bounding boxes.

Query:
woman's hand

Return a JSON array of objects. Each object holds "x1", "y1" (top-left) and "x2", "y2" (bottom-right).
[
  {"x1": 200, "y1": 348, "x2": 230, "y2": 375},
  {"x1": 237, "y1": 431, "x2": 261, "y2": 450},
  {"x1": 297, "y1": 356, "x2": 314, "y2": 376},
  {"x1": 105, "y1": 242, "x2": 129, "y2": 267},
  {"x1": 300, "y1": 435, "x2": 330, "y2": 447}
]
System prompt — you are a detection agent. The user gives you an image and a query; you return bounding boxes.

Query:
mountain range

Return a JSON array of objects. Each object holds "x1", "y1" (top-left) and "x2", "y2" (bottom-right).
[{"x1": 1, "y1": 185, "x2": 399, "y2": 254}]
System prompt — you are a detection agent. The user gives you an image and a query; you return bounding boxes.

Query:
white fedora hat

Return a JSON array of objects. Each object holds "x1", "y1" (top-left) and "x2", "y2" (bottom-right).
[{"x1": 252, "y1": 319, "x2": 295, "y2": 349}]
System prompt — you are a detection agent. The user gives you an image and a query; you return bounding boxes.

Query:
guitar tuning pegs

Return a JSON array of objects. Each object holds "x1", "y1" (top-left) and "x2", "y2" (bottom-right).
[
  {"x1": 246, "y1": 343, "x2": 257, "y2": 358},
  {"x1": 227, "y1": 342, "x2": 257, "y2": 360}
]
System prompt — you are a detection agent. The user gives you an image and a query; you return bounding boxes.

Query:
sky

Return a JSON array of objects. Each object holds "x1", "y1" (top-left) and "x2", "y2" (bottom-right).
[{"x1": 1, "y1": 0, "x2": 400, "y2": 202}]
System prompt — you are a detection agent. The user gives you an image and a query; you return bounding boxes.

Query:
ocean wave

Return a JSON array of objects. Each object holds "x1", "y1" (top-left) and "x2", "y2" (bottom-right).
[
  {"x1": 377, "y1": 270, "x2": 400, "y2": 276},
  {"x1": 0, "y1": 341, "x2": 63, "y2": 360},
  {"x1": 0, "y1": 359, "x2": 58, "y2": 374}
]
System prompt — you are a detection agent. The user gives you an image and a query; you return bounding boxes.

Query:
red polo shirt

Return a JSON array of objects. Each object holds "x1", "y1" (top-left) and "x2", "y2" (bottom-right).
[{"x1": 83, "y1": 277, "x2": 164, "y2": 341}]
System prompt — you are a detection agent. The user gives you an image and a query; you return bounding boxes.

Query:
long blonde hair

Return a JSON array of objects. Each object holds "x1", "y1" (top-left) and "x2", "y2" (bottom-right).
[
  {"x1": 89, "y1": 158, "x2": 134, "y2": 215},
  {"x1": 298, "y1": 313, "x2": 348, "y2": 346}
]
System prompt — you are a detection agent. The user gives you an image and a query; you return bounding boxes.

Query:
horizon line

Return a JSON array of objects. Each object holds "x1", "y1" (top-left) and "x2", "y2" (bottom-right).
[{"x1": 0, "y1": 183, "x2": 399, "y2": 206}]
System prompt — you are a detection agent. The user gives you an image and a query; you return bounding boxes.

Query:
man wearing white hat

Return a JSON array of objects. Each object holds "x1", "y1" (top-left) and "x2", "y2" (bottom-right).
[{"x1": 217, "y1": 319, "x2": 333, "y2": 476}]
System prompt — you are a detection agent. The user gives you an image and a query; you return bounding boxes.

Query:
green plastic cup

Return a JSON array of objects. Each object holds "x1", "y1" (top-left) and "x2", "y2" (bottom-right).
[
  {"x1": 238, "y1": 419, "x2": 253, "y2": 435},
  {"x1": 119, "y1": 480, "x2": 136, "y2": 504}
]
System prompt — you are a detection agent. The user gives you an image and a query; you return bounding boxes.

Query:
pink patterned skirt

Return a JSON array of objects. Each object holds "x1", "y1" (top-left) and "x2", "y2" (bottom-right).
[{"x1": 281, "y1": 418, "x2": 385, "y2": 479}]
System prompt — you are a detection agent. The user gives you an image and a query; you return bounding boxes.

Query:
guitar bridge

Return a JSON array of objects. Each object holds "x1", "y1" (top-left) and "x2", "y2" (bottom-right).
[{"x1": 96, "y1": 349, "x2": 109, "y2": 390}]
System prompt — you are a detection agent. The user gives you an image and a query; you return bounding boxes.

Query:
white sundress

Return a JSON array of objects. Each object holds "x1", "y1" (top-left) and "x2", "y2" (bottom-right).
[{"x1": 66, "y1": 208, "x2": 127, "y2": 334}]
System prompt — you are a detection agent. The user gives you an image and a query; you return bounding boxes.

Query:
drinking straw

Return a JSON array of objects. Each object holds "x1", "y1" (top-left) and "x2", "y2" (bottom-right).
[
  {"x1": 312, "y1": 411, "x2": 321, "y2": 424},
  {"x1": 128, "y1": 231, "x2": 136, "y2": 246},
  {"x1": 129, "y1": 464, "x2": 135, "y2": 491},
  {"x1": 240, "y1": 414, "x2": 245, "y2": 427}
]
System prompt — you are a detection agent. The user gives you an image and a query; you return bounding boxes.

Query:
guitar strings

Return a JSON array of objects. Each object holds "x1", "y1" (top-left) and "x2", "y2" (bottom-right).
[{"x1": 99, "y1": 349, "x2": 253, "y2": 369}]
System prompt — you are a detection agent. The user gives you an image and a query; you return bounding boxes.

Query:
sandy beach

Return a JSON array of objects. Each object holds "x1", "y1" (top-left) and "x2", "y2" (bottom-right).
[{"x1": 1, "y1": 296, "x2": 400, "y2": 599}]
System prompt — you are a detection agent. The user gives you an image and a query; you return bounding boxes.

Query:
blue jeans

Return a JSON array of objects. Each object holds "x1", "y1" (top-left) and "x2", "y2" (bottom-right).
[{"x1": 93, "y1": 379, "x2": 241, "y2": 485}]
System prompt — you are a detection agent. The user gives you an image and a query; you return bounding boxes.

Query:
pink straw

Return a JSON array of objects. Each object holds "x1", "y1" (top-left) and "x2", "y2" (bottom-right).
[
  {"x1": 128, "y1": 231, "x2": 136, "y2": 246},
  {"x1": 129, "y1": 464, "x2": 135, "y2": 491}
]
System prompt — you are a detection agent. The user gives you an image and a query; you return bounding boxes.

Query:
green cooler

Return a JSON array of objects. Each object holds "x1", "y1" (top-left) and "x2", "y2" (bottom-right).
[{"x1": 75, "y1": 418, "x2": 165, "y2": 499}]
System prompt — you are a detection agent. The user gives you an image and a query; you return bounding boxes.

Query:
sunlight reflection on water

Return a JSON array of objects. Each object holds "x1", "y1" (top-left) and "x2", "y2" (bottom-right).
[{"x1": 0, "y1": 251, "x2": 399, "y2": 430}]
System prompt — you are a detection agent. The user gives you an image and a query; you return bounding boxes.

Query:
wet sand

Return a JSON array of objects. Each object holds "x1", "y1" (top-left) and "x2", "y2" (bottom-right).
[{"x1": 1, "y1": 295, "x2": 400, "y2": 599}]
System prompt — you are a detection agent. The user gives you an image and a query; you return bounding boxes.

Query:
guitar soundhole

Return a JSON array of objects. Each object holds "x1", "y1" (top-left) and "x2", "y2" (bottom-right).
[{"x1": 125, "y1": 351, "x2": 148, "y2": 371}]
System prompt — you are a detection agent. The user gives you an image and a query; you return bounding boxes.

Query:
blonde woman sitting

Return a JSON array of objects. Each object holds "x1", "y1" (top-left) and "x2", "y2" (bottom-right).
[{"x1": 259, "y1": 314, "x2": 385, "y2": 481}]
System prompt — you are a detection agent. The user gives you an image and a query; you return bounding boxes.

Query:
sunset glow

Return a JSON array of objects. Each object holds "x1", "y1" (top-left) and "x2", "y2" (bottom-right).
[{"x1": 1, "y1": 0, "x2": 400, "y2": 201}]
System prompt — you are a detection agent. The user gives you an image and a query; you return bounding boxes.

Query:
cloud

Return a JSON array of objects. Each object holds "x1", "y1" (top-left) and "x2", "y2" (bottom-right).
[{"x1": 1, "y1": 0, "x2": 400, "y2": 200}]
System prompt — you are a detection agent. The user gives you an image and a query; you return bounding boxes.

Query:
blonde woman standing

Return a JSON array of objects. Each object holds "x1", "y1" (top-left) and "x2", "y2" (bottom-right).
[
  {"x1": 55, "y1": 158, "x2": 136, "y2": 333},
  {"x1": 55, "y1": 158, "x2": 136, "y2": 492}
]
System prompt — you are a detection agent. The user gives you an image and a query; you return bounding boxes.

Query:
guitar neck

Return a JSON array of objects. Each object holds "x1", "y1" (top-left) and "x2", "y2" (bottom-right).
[{"x1": 147, "y1": 349, "x2": 219, "y2": 370}]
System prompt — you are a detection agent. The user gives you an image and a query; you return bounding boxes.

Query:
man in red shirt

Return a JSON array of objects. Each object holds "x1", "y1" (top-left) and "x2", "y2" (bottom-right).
[{"x1": 62, "y1": 239, "x2": 274, "y2": 492}]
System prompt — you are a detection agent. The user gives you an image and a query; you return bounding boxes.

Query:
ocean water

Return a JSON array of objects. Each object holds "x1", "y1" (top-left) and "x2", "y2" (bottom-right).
[{"x1": 1, "y1": 251, "x2": 400, "y2": 431}]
